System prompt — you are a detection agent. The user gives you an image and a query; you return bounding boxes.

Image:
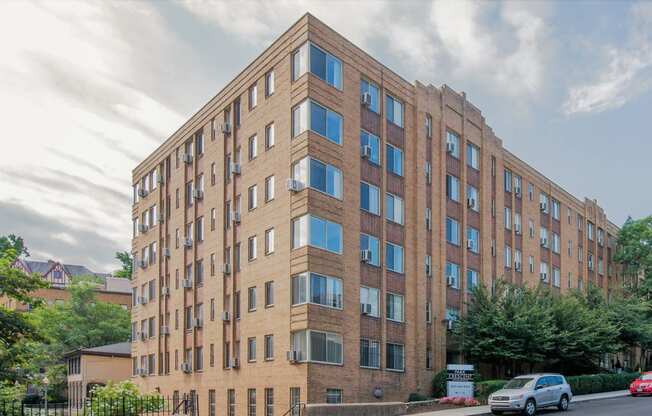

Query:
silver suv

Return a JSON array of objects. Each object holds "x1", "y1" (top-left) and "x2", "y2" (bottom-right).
[{"x1": 488, "y1": 373, "x2": 573, "y2": 415}]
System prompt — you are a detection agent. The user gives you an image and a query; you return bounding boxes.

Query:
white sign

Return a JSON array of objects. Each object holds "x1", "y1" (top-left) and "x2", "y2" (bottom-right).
[{"x1": 446, "y1": 364, "x2": 474, "y2": 398}]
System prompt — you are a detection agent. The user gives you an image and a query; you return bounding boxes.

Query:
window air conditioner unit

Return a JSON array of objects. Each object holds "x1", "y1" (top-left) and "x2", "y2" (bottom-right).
[
  {"x1": 230, "y1": 163, "x2": 241, "y2": 175},
  {"x1": 221, "y1": 122, "x2": 231, "y2": 135},
  {"x1": 181, "y1": 362, "x2": 192, "y2": 373},
  {"x1": 161, "y1": 287, "x2": 170, "y2": 297},
  {"x1": 232, "y1": 212, "x2": 241, "y2": 224},
  {"x1": 514, "y1": 186, "x2": 521, "y2": 196},
  {"x1": 193, "y1": 189, "x2": 204, "y2": 200},
  {"x1": 360, "y1": 249, "x2": 372, "y2": 263},
  {"x1": 515, "y1": 262, "x2": 522, "y2": 272},
  {"x1": 540, "y1": 202, "x2": 547, "y2": 212},
  {"x1": 231, "y1": 358, "x2": 240, "y2": 369},
  {"x1": 446, "y1": 275, "x2": 455, "y2": 287},
  {"x1": 515, "y1": 224, "x2": 522, "y2": 235},
  {"x1": 193, "y1": 318, "x2": 203, "y2": 328},
  {"x1": 467, "y1": 198, "x2": 476, "y2": 208},
  {"x1": 361, "y1": 145, "x2": 372, "y2": 159},
  {"x1": 138, "y1": 188, "x2": 148, "y2": 198},
  {"x1": 163, "y1": 248, "x2": 171, "y2": 258},
  {"x1": 183, "y1": 153, "x2": 193, "y2": 164},
  {"x1": 138, "y1": 224, "x2": 148, "y2": 233},
  {"x1": 139, "y1": 296, "x2": 148, "y2": 305},
  {"x1": 286, "y1": 350, "x2": 300, "y2": 363},
  {"x1": 446, "y1": 319, "x2": 454, "y2": 331},
  {"x1": 182, "y1": 278, "x2": 193, "y2": 289},
  {"x1": 139, "y1": 259, "x2": 147, "y2": 269},
  {"x1": 446, "y1": 142, "x2": 455, "y2": 154},
  {"x1": 360, "y1": 303, "x2": 373, "y2": 315},
  {"x1": 425, "y1": 264, "x2": 432, "y2": 276},
  {"x1": 221, "y1": 311, "x2": 230, "y2": 322},
  {"x1": 139, "y1": 332, "x2": 147, "y2": 341},
  {"x1": 183, "y1": 238, "x2": 193, "y2": 247},
  {"x1": 160, "y1": 326, "x2": 170, "y2": 335},
  {"x1": 286, "y1": 178, "x2": 303, "y2": 192},
  {"x1": 219, "y1": 263, "x2": 231, "y2": 275},
  {"x1": 540, "y1": 238, "x2": 548, "y2": 247},
  {"x1": 540, "y1": 273, "x2": 548, "y2": 281},
  {"x1": 466, "y1": 240, "x2": 474, "y2": 250},
  {"x1": 361, "y1": 92, "x2": 371, "y2": 107}
]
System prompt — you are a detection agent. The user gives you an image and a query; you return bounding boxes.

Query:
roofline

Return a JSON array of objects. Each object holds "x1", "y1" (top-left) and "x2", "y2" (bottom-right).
[{"x1": 64, "y1": 349, "x2": 131, "y2": 359}]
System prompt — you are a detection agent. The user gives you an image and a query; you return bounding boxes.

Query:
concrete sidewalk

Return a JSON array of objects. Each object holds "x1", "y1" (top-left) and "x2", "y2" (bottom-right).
[{"x1": 411, "y1": 390, "x2": 630, "y2": 416}]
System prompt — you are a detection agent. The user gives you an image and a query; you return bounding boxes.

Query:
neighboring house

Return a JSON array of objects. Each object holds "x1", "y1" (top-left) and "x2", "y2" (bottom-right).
[
  {"x1": 65, "y1": 342, "x2": 132, "y2": 405},
  {"x1": 2, "y1": 259, "x2": 131, "y2": 310}
]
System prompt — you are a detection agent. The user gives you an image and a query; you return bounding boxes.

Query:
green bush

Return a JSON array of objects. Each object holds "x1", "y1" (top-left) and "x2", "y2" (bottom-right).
[
  {"x1": 432, "y1": 370, "x2": 448, "y2": 398},
  {"x1": 475, "y1": 380, "x2": 508, "y2": 403},
  {"x1": 407, "y1": 392, "x2": 429, "y2": 402},
  {"x1": 566, "y1": 372, "x2": 639, "y2": 395}
]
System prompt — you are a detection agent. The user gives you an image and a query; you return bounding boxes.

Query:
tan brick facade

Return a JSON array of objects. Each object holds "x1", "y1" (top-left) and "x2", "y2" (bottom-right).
[{"x1": 130, "y1": 13, "x2": 621, "y2": 415}]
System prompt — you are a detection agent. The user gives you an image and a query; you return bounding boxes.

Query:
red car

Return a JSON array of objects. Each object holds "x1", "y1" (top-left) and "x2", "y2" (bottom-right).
[{"x1": 630, "y1": 372, "x2": 652, "y2": 396}]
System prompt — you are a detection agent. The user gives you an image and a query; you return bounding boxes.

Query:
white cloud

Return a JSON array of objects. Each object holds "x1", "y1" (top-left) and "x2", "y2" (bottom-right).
[{"x1": 563, "y1": 3, "x2": 652, "y2": 115}]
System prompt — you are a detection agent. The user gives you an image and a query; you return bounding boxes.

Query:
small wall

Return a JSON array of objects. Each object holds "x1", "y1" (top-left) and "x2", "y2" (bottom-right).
[{"x1": 305, "y1": 402, "x2": 406, "y2": 416}]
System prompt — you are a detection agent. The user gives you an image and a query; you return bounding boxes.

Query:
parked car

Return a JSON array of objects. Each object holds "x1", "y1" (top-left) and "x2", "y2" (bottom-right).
[
  {"x1": 488, "y1": 373, "x2": 573, "y2": 415},
  {"x1": 630, "y1": 372, "x2": 652, "y2": 396}
]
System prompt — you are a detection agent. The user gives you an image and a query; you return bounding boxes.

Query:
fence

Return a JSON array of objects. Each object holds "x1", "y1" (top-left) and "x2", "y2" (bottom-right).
[{"x1": 0, "y1": 395, "x2": 198, "y2": 416}]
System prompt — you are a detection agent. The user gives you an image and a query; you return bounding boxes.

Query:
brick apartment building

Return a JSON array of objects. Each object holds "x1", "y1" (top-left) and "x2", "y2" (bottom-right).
[{"x1": 130, "y1": 13, "x2": 621, "y2": 414}]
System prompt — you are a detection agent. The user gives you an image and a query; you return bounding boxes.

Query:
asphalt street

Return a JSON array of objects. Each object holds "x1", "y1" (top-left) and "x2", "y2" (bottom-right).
[{"x1": 531, "y1": 395, "x2": 650, "y2": 415}]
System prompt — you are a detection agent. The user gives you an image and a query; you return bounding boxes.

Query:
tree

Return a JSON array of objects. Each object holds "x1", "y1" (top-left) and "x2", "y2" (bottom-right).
[
  {"x1": 114, "y1": 251, "x2": 133, "y2": 280},
  {"x1": 88, "y1": 381, "x2": 163, "y2": 416},
  {"x1": 614, "y1": 216, "x2": 652, "y2": 297}
]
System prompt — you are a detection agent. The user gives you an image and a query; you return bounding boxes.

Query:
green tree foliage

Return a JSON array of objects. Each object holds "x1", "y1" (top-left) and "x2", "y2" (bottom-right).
[
  {"x1": 114, "y1": 251, "x2": 133, "y2": 280},
  {"x1": 88, "y1": 381, "x2": 164, "y2": 416},
  {"x1": 614, "y1": 216, "x2": 652, "y2": 297}
]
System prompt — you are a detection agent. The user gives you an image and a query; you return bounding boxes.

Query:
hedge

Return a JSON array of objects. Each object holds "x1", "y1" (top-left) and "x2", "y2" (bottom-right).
[
  {"x1": 566, "y1": 372, "x2": 639, "y2": 395},
  {"x1": 475, "y1": 380, "x2": 508, "y2": 403}
]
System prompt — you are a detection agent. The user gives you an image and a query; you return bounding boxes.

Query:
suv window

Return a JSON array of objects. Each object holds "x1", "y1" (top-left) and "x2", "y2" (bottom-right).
[
  {"x1": 536, "y1": 376, "x2": 551, "y2": 388},
  {"x1": 554, "y1": 376, "x2": 564, "y2": 385}
]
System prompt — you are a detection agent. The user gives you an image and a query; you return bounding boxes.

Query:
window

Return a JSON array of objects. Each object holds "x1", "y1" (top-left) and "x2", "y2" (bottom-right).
[
  {"x1": 211, "y1": 208, "x2": 216, "y2": 231},
  {"x1": 425, "y1": 114, "x2": 432, "y2": 138},
  {"x1": 587, "y1": 222, "x2": 594, "y2": 240},
  {"x1": 528, "y1": 183, "x2": 534, "y2": 200},
  {"x1": 552, "y1": 199, "x2": 560, "y2": 220},
  {"x1": 291, "y1": 100, "x2": 342, "y2": 145},
  {"x1": 360, "y1": 339, "x2": 380, "y2": 368},
  {"x1": 196, "y1": 217, "x2": 204, "y2": 242},
  {"x1": 248, "y1": 389, "x2": 257, "y2": 416},
  {"x1": 504, "y1": 169, "x2": 512, "y2": 193},
  {"x1": 529, "y1": 256, "x2": 535, "y2": 273},
  {"x1": 528, "y1": 219, "x2": 535, "y2": 238},
  {"x1": 515, "y1": 249, "x2": 522, "y2": 271},
  {"x1": 552, "y1": 233, "x2": 560, "y2": 254},
  {"x1": 446, "y1": 262, "x2": 460, "y2": 289},
  {"x1": 514, "y1": 213, "x2": 522, "y2": 234},
  {"x1": 385, "y1": 242, "x2": 404, "y2": 273},
  {"x1": 467, "y1": 269, "x2": 479, "y2": 291},
  {"x1": 385, "y1": 94, "x2": 403, "y2": 127},
  {"x1": 467, "y1": 184, "x2": 479, "y2": 211},
  {"x1": 247, "y1": 338, "x2": 257, "y2": 362},
  {"x1": 386, "y1": 343, "x2": 405, "y2": 371},
  {"x1": 360, "y1": 233, "x2": 380, "y2": 266},
  {"x1": 359, "y1": 130, "x2": 380, "y2": 165},
  {"x1": 360, "y1": 79, "x2": 380, "y2": 113},
  {"x1": 514, "y1": 175, "x2": 522, "y2": 196},
  {"x1": 195, "y1": 260, "x2": 204, "y2": 286},
  {"x1": 209, "y1": 390, "x2": 216, "y2": 416},
  {"x1": 248, "y1": 135, "x2": 257, "y2": 160},
  {"x1": 466, "y1": 143, "x2": 480, "y2": 169},
  {"x1": 540, "y1": 262, "x2": 549, "y2": 282},
  {"x1": 265, "y1": 228, "x2": 275, "y2": 254},
  {"x1": 292, "y1": 42, "x2": 342, "y2": 89},
  {"x1": 360, "y1": 182, "x2": 380, "y2": 215},
  {"x1": 248, "y1": 236, "x2": 257, "y2": 261},
  {"x1": 291, "y1": 272, "x2": 343, "y2": 309},
  {"x1": 195, "y1": 347, "x2": 203, "y2": 371},
  {"x1": 597, "y1": 228, "x2": 604, "y2": 245},
  {"x1": 292, "y1": 157, "x2": 342, "y2": 199},
  {"x1": 386, "y1": 144, "x2": 403, "y2": 176},
  {"x1": 264, "y1": 334, "x2": 274, "y2": 360},
  {"x1": 265, "y1": 70, "x2": 275, "y2": 97},
  {"x1": 326, "y1": 389, "x2": 342, "y2": 404},
  {"x1": 386, "y1": 293, "x2": 404, "y2": 322},
  {"x1": 265, "y1": 281, "x2": 274, "y2": 307},
  {"x1": 248, "y1": 185, "x2": 258, "y2": 210},
  {"x1": 264, "y1": 389, "x2": 274, "y2": 416},
  {"x1": 504, "y1": 207, "x2": 512, "y2": 230},
  {"x1": 248, "y1": 286, "x2": 257, "y2": 311},
  {"x1": 540, "y1": 192, "x2": 550, "y2": 213},
  {"x1": 467, "y1": 226, "x2": 480, "y2": 253},
  {"x1": 446, "y1": 131, "x2": 460, "y2": 158},
  {"x1": 540, "y1": 227, "x2": 549, "y2": 247},
  {"x1": 262, "y1": 175, "x2": 274, "y2": 202},
  {"x1": 505, "y1": 245, "x2": 512, "y2": 268},
  {"x1": 290, "y1": 330, "x2": 342, "y2": 364},
  {"x1": 359, "y1": 286, "x2": 379, "y2": 317},
  {"x1": 248, "y1": 84, "x2": 257, "y2": 110},
  {"x1": 553, "y1": 267, "x2": 561, "y2": 287},
  {"x1": 446, "y1": 175, "x2": 460, "y2": 202},
  {"x1": 292, "y1": 214, "x2": 342, "y2": 254},
  {"x1": 228, "y1": 389, "x2": 235, "y2": 416},
  {"x1": 385, "y1": 193, "x2": 404, "y2": 224},
  {"x1": 446, "y1": 217, "x2": 460, "y2": 245}
]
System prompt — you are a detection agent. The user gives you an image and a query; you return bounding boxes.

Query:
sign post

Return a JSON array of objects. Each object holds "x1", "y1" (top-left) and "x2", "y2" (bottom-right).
[{"x1": 446, "y1": 364, "x2": 474, "y2": 398}]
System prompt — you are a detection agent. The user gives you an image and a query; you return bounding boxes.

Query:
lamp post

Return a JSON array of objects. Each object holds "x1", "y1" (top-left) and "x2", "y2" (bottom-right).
[{"x1": 42, "y1": 376, "x2": 49, "y2": 416}]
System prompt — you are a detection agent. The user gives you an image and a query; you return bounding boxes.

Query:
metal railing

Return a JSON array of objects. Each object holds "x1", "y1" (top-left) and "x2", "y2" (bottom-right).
[
  {"x1": 0, "y1": 395, "x2": 198, "y2": 416},
  {"x1": 281, "y1": 402, "x2": 305, "y2": 416}
]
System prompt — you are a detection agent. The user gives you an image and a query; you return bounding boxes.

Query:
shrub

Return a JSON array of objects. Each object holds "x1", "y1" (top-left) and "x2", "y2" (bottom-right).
[
  {"x1": 432, "y1": 369, "x2": 448, "y2": 398},
  {"x1": 464, "y1": 398, "x2": 480, "y2": 407},
  {"x1": 87, "y1": 381, "x2": 164, "y2": 416},
  {"x1": 407, "y1": 392, "x2": 428, "y2": 402},
  {"x1": 566, "y1": 372, "x2": 639, "y2": 395},
  {"x1": 475, "y1": 379, "x2": 508, "y2": 403}
]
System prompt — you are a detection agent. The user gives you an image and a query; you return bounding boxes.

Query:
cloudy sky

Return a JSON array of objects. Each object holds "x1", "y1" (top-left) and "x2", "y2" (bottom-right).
[{"x1": 1, "y1": 0, "x2": 651, "y2": 272}]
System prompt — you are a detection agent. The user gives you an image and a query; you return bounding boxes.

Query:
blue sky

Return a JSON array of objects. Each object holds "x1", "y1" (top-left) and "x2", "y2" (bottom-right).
[{"x1": 0, "y1": 0, "x2": 650, "y2": 271}]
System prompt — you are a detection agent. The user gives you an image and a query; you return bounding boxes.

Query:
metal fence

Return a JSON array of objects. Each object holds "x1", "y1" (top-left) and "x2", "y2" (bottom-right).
[{"x1": 0, "y1": 395, "x2": 198, "y2": 416}]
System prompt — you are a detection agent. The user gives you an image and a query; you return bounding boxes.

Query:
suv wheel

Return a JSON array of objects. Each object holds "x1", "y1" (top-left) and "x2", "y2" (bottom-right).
[
  {"x1": 522, "y1": 399, "x2": 536, "y2": 416},
  {"x1": 558, "y1": 394, "x2": 569, "y2": 411}
]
